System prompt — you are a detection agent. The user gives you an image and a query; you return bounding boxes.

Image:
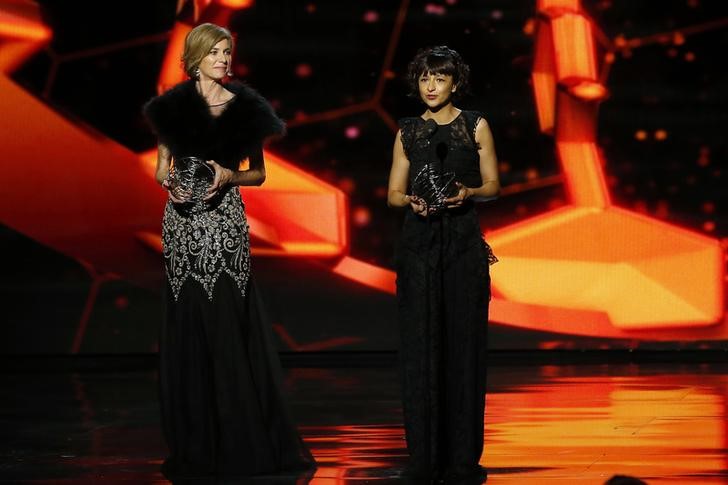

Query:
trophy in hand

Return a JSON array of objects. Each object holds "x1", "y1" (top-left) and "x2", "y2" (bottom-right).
[
  {"x1": 411, "y1": 162, "x2": 458, "y2": 215},
  {"x1": 167, "y1": 156, "x2": 215, "y2": 211}
]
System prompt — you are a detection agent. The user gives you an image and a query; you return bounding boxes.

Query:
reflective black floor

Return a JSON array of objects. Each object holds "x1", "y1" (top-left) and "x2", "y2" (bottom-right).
[{"x1": 2, "y1": 362, "x2": 728, "y2": 484}]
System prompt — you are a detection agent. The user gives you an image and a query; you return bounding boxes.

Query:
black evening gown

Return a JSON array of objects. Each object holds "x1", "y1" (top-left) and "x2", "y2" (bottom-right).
[
  {"x1": 396, "y1": 111, "x2": 496, "y2": 480},
  {"x1": 142, "y1": 80, "x2": 315, "y2": 479},
  {"x1": 160, "y1": 187, "x2": 315, "y2": 478}
]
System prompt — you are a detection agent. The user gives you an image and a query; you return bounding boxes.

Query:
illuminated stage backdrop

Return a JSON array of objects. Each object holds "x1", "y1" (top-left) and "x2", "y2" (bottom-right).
[{"x1": 0, "y1": 0, "x2": 726, "y2": 353}]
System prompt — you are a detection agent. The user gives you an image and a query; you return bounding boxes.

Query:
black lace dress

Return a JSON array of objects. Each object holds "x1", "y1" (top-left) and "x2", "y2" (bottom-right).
[
  {"x1": 143, "y1": 80, "x2": 315, "y2": 479},
  {"x1": 396, "y1": 111, "x2": 496, "y2": 479}
]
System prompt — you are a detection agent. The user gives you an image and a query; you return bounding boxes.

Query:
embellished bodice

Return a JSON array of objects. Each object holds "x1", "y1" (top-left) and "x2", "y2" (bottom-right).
[
  {"x1": 162, "y1": 187, "x2": 250, "y2": 301},
  {"x1": 143, "y1": 80, "x2": 285, "y2": 301}
]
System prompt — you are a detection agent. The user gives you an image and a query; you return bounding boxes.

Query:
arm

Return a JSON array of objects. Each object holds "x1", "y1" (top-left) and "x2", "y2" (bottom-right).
[
  {"x1": 387, "y1": 130, "x2": 428, "y2": 215},
  {"x1": 154, "y1": 142, "x2": 171, "y2": 185},
  {"x1": 204, "y1": 147, "x2": 267, "y2": 200},
  {"x1": 387, "y1": 131, "x2": 411, "y2": 208},
  {"x1": 445, "y1": 118, "x2": 501, "y2": 206},
  {"x1": 470, "y1": 117, "x2": 500, "y2": 199},
  {"x1": 155, "y1": 142, "x2": 189, "y2": 203},
  {"x1": 227, "y1": 148, "x2": 267, "y2": 187}
]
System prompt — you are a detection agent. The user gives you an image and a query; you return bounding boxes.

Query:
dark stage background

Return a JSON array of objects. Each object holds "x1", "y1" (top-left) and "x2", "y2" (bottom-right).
[{"x1": 1, "y1": 0, "x2": 726, "y2": 354}]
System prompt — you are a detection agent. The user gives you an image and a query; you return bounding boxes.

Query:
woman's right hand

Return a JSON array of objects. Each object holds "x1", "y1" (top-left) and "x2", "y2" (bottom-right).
[
  {"x1": 162, "y1": 177, "x2": 191, "y2": 204},
  {"x1": 409, "y1": 195, "x2": 429, "y2": 217}
]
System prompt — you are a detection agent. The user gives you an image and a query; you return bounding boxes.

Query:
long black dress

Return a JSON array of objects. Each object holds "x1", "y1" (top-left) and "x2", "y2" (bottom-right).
[
  {"x1": 143, "y1": 80, "x2": 315, "y2": 479},
  {"x1": 396, "y1": 111, "x2": 496, "y2": 480}
]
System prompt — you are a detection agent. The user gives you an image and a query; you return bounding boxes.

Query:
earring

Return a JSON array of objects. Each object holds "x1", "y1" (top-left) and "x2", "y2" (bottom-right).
[
  {"x1": 194, "y1": 67, "x2": 200, "y2": 79},
  {"x1": 226, "y1": 68, "x2": 233, "y2": 77}
]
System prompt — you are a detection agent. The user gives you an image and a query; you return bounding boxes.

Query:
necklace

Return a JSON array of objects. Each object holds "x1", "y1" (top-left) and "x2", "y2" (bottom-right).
[
  {"x1": 196, "y1": 80, "x2": 232, "y2": 108},
  {"x1": 207, "y1": 98, "x2": 232, "y2": 108}
]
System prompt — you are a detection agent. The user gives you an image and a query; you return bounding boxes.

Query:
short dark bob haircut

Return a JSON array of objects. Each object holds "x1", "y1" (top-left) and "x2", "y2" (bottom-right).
[{"x1": 406, "y1": 46, "x2": 471, "y2": 101}]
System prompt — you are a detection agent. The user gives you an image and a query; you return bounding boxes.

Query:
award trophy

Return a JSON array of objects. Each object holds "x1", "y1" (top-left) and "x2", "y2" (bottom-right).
[
  {"x1": 168, "y1": 156, "x2": 215, "y2": 212},
  {"x1": 411, "y1": 162, "x2": 458, "y2": 215}
]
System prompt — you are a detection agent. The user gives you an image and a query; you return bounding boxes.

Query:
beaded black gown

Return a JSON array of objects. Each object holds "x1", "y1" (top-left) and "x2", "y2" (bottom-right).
[
  {"x1": 396, "y1": 110, "x2": 496, "y2": 480},
  {"x1": 143, "y1": 80, "x2": 315, "y2": 479}
]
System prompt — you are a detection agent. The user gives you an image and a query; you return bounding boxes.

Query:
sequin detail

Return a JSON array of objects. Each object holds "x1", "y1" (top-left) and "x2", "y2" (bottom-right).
[{"x1": 162, "y1": 187, "x2": 250, "y2": 301}]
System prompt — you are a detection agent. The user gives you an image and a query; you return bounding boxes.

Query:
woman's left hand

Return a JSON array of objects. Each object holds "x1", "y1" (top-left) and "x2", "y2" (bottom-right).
[
  {"x1": 444, "y1": 182, "x2": 471, "y2": 208},
  {"x1": 204, "y1": 160, "x2": 234, "y2": 200}
]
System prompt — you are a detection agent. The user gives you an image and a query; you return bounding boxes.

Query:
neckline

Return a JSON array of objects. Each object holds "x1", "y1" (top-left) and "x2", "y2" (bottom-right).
[
  {"x1": 190, "y1": 80, "x2": 238, "y2": 119},
  {"x1": 208, "y1": 95, "x2": 237, "y2": 119},
  {"x1": 209, "y1": 101, "x2": 235, "y2": 119},
  {"x1": 420, "y1": 110, "x2": 463, "y2": 126},
  {"x1": 208, "y1": 97, "x2": 234, "y2": 108}
]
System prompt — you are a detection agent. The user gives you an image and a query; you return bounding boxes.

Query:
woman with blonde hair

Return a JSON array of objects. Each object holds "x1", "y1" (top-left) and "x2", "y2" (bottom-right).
[{"x1": 143, "y1": 23, "x2": 314, "y2": 479}]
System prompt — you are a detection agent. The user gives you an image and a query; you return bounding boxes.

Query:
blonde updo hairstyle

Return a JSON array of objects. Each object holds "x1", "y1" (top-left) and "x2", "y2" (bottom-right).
[{"x1": 181, "y1": 23, "x2": 233, "y2": 78}]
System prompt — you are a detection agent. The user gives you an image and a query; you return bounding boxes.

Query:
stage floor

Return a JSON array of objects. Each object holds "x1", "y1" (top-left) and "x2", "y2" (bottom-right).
[{"x1": 2, "y1": 361, "x2": 727, "y2": 484}]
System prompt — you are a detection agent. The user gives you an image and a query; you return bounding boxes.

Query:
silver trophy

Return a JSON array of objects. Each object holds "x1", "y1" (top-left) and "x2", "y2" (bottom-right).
[
  {"x1": 168, "y1": 156, "x2": 214, "y2": 211},
  {"x1": 411, "y1": 163, "x2": 458, "y2": 215}
]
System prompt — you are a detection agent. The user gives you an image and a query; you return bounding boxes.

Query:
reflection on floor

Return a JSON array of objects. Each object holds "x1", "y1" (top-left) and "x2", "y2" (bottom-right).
[{"x1": 1, "y1": 362, "x2": 727, "y2": 484}]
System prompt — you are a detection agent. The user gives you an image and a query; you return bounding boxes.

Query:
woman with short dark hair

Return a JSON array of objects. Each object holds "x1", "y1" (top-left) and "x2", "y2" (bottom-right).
[{"x1": 387, "y1": 45, "x2": 499, "y2": 481}]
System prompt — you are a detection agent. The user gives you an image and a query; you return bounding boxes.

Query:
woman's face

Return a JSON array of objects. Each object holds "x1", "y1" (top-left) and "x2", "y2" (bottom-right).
[
  {"x1": 418, "y1": 71, "x2": 456, "y2": 108},
  {"x1": 197, "y1": 38, "x2": 232, "y2": 81}
]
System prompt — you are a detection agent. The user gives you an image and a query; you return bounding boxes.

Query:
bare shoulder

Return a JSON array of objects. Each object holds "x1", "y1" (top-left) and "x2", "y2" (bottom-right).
[
  {"x1": 474, "y1": 116, "x2": 495, "y2": 150},
  {"x1": 392, "y1": 128, "x2": 404, "y2": 145},
  {"x1": 475, "y1": 116, "x2": 492, "y2": 132}
]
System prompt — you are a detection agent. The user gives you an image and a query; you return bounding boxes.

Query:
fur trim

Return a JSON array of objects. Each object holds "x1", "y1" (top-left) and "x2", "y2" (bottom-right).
[{"x1": 143, "y1": 80, "x2": 285, "y2": 169}]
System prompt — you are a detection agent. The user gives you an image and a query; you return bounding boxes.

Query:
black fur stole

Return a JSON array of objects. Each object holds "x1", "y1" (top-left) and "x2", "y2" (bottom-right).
[{"x1": 143, "y1": 80, "x2": 285, "y2": 169}]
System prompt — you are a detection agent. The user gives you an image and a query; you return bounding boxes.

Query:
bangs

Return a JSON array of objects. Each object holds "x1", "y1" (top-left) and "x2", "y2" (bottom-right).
[{"x1": 418, "y1": 54, "x2": 457, "y2": 79}]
